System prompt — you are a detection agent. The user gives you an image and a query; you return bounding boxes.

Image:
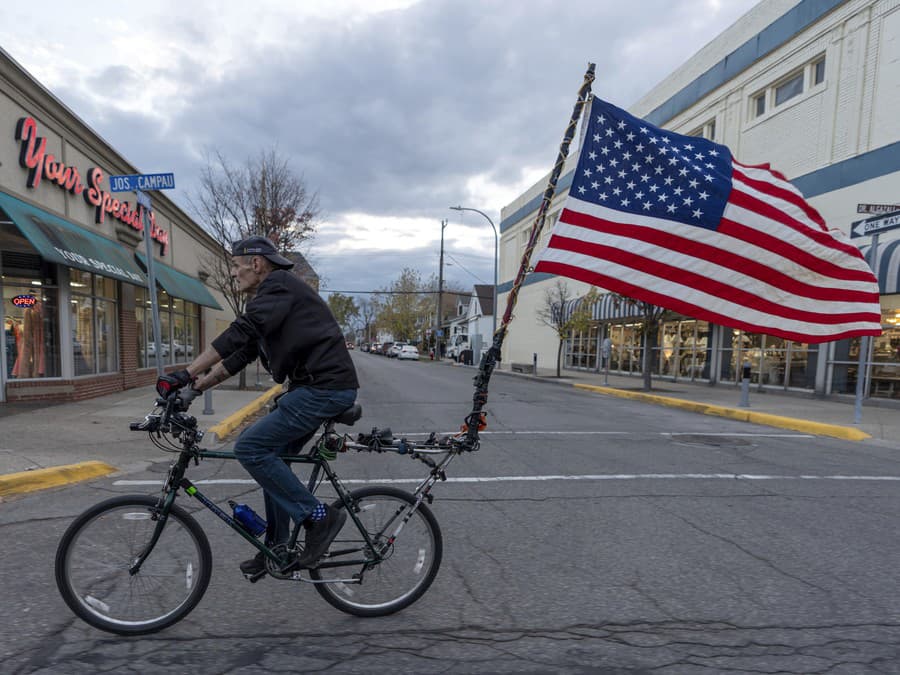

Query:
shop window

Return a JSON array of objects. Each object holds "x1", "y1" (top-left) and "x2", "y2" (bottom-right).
[
  {"x1": 721, "y1": 329, "x2": 814, "y2": 389},
  {"x1": 135, "y1": 287, "x2": 200, "y2": 368},
  {"x1": 3, "y1": 280, "x2": 61, "y2": 379},
  {"x1": 70, "y1": 271, "x2": 119, "y2": 376}
]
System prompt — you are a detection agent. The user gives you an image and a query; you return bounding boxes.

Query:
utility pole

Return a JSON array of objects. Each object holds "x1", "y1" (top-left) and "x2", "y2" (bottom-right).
[{"x1": 436, "y1": 219, "x2": 447, "y2": 360}]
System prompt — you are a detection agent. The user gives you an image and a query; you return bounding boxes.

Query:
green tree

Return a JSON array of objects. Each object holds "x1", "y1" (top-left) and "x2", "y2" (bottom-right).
[
  {"x1": 376, "y1": 268, "x2": 429, "y2": 342},
  {"x1": 537, "y1": 280, "x2": 600, "y2": 377},
  {"x1": 327, "y1": 293, "x2": 359, "y2": 337}
]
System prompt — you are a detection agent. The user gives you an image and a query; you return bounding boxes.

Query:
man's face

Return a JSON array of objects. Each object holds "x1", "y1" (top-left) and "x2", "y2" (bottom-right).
[{"x1": 230, "y1": 255, "x2": 265, "y2": 294}]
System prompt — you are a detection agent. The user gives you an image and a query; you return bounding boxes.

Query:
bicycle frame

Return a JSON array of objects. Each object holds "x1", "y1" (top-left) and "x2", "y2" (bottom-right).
[{"x1": 129, "y1": 414, "x2": 458, "y2": 583}]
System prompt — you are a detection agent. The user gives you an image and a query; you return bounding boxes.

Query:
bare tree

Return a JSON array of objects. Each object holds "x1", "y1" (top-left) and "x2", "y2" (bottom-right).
[
  {"x1": 356, "y1": 298, "x2": 377, "y2": 345},
  {"x1": 190, "y1": 146, "x2": 320, "y2": 388},
  {"x1": 538, "y1": 280, "x2": 599, "y2": 377},
  {"x1": 609, "y1": 294, "x2": 667, "y2": 391}
]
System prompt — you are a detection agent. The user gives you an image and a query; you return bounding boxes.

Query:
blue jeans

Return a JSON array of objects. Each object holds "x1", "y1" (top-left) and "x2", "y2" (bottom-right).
[{"x1": 234, "y1": 386, "x2": 357, "y2": 547}]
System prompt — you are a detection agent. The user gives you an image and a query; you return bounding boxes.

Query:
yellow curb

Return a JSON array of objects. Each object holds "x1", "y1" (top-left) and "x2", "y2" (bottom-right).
[
  {"x1": 573, "y1": 383, "x2": 871, "y2": 441},
  {"x1": 0, "y1": 460, "x2": 117, "y2": 498},
  {"x1": 207, "y1": 384, "x2": 283, "y2": 441}
]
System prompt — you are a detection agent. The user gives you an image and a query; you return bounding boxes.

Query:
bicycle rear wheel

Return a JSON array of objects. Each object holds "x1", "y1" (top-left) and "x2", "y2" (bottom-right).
[
  {"x1": 311, "y1": 486, "x2": 442, "y2": 617},
  {"x1": 55, "y1": 495, "x2": 212, "y2": 635}
]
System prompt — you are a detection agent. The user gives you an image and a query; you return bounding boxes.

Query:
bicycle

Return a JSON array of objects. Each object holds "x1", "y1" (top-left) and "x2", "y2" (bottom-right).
[{"x1": 54, "y1": 390, "x2": 473, "y2": 635}]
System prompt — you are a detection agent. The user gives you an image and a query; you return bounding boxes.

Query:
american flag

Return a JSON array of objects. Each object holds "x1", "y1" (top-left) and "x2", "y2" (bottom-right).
[{"x1": 533, "y1": 97, "x2": 882, "y2": 343}]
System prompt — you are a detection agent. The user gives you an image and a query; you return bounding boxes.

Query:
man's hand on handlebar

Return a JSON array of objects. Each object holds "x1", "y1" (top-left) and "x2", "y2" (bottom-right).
[{"x1": 156, "y1": 369, "x2": 194, "y2": 397}]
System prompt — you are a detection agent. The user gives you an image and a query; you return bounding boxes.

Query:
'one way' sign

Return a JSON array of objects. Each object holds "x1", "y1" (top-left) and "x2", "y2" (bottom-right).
[{"x1": 850, "y1": 210, "x2": 900, "y2": 238}]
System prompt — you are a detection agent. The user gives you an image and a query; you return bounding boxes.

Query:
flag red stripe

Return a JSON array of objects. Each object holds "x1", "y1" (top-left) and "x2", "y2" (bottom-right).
[
  {"x1": 731, "y1": 161, "x2": 827, "y2": 230},
  {"x1": 547, "y1": 232, "x2": 879, "y2": 324},
  {"x1": 727, "y1": 187, "x2": 864, "y2": 261},
  {"x1": 534, "y1": 259, "x2": 881, "y2": 342},
  {"x1": 716, "y1": 216, "x2": 876, "y2": 284},
  {"x1": 559, "y1": 207, "x2": 877, "y2": 297}
]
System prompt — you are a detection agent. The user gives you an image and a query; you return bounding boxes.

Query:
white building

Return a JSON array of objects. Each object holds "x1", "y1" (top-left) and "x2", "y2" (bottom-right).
[{"x1": 498, "y1": 0, "x2": 900, "y2": 400}]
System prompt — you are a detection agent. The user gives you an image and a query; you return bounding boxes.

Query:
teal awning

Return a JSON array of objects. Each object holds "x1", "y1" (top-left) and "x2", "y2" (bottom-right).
[
  {"x1": 0, "y1": 190, "x2": 146, "y2": 285},
  {"x1": 136, "y1": 252, "x2": 223, "y2": 310}
]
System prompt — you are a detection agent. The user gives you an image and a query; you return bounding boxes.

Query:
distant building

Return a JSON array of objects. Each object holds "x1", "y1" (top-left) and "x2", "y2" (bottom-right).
[
  {"x1": 499, "y1": 0, "x2": 900, "y2": 401},
  {"x1": 286, "y1": 251, "x2": 319, "y2": 291}
]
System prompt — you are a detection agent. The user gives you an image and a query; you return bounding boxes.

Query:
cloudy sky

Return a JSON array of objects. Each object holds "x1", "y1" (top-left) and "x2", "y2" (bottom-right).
[{"x1": 1, "y1": 0, "x2": 761, "y2": 297}]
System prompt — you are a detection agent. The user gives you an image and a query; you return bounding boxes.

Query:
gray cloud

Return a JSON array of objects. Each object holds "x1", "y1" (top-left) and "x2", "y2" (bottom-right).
[{"x1": 5, "y1": 0, "x2": 759, "y2": 295}]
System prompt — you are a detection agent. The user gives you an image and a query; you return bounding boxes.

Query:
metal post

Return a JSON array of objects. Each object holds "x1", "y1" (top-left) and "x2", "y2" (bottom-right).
[
  {"x1": 739, "y1": 359, "x2": 751, "y2": 407},
  {"x1": 533, "y1": 352, "x2": 538, "y2": 377},
  {"x1": 449, "y1": 206, "x2": 498, "y2": 339},
  {"x1": 854, "y1": 233, "x2": 879, "y2": 424},
  {"x1": 436, "y1": 220, "x2": 446, "y2": 360},
  {"x1": 203, "y1": 389, "x2": 214, "y2": 415},
  {"x1": 137, "y1": 191, "x2": 164, "y2": 377}
]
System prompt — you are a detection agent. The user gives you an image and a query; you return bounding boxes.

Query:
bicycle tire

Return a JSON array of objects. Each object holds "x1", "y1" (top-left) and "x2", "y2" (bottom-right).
[
  {"x1": 55, "y1": 495, "x2": 212, "y2": 635},
  {"x1": 310, "y1": 486, "x2": 442, "y2": 617}
]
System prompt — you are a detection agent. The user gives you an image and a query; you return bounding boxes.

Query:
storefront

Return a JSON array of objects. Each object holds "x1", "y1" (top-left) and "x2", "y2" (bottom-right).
[
  {"x1": 561, "y1": 287, "x2": 900, "y2": 401},
  {"x1": 0, "y1": 52, "x2": 229, "y2": 403}
]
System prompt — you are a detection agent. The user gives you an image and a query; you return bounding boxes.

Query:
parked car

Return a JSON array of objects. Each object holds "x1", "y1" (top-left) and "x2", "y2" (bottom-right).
[
  {"x1": 398, "y1": 345, "x2": 419, "y2": 361},
  {"x1": 144, "y1": 342, "x2": 169, "y2": 358},
  {"x1": 171, "y1": 341, "x2": 193, "y2": 357},
  {"x1": 389, "y1": 342, "x2": 407, "y2": 358},
  {"x1": 380, "y1": 342, "x2": 394, "y2": 356}
]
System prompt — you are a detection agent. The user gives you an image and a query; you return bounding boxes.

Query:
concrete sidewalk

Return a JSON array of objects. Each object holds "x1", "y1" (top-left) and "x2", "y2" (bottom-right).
[
  {"x1": 0, "y1": 381, "x2": 281, "y2": 500},
  {"x1": 445, "y1": 359, "x2": 900, "y2": 445}
]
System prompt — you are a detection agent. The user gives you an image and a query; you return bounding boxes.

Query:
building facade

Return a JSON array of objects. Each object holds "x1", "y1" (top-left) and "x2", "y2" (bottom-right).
[
  {"x1": 0, "y1": 48, "x2": 233, "y2": 403},
  {"x1": 498, "y1": 0, "x2": 900, "y2": 400}
]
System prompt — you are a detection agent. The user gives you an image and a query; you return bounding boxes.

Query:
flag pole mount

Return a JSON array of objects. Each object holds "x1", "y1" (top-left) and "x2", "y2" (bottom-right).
[{"x1": 458, "y1": 63, "x2": 596, "y2": 450}]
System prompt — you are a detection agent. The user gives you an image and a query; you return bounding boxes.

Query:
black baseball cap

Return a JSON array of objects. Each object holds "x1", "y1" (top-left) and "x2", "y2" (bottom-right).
[{"x1": 231, "y1": 236, "x2": 294, "y2": 269}]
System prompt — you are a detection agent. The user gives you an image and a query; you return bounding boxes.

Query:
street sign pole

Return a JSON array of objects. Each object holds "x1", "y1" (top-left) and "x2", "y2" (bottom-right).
[
  {"x1": 137, "y1": 190, "x2": 165, "y2": 377},
  {"x1": 110, "y1": 174, "x2": 176, "y2": 379}
]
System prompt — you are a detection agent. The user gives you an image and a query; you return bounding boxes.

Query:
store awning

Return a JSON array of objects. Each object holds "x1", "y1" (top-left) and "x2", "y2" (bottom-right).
[
  {"x1": 560, "y1": 293, "x2": 645, "y2": 322},
  {"x1": 136, "y1": 253, "x2": 223, "y2": 310},
  {"x1": 0, "y1": 190, "x2": 146, "y2": 285},
  {"x1": 860, "y1": 238, "x2": 900, "y2": 295}
]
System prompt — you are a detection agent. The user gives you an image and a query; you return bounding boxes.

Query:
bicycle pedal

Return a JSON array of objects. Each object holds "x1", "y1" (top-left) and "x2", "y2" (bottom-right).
[{"x1": 245, "y1": 569, "x2": 268, "y2": 584}]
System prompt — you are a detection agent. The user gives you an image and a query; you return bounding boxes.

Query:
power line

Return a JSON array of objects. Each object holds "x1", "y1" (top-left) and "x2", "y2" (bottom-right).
[
  {"x1": 444, "y1": 254, "x2": 488, "y2": 284},
  {"x1": 321, "y1": 289, "x2": 451, "y2": 295}
]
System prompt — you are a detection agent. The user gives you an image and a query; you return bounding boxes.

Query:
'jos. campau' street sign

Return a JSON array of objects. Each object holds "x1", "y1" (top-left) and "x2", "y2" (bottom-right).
[
  {"x1": 850, "y1": 209, "x2": 900, "y2": 238},
  {"x1": 107, "y1": 173, "x2": 176, "y2": 193},
  {"x1": 857, "y1": 202, "x2": 900, "y2": 215}
]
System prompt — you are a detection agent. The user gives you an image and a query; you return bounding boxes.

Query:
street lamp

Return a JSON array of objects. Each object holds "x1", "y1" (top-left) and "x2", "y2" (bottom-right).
[{"x1": 449, "y1": 206, "x2": 498, "y2": 339}]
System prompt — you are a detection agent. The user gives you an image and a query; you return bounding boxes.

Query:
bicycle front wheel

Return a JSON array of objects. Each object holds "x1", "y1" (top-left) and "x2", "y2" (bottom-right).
[
  {"x1": 55, "y1": 495, "x2": 212, "y2": 635},
  {"x1": 311, "y1": 486, "x2": 442, "y2": 617}
]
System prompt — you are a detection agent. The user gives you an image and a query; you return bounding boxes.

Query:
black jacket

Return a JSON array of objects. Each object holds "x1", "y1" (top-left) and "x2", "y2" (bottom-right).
[{"x1": 212, "y1": 270, "x2": 358, "y2": 390}]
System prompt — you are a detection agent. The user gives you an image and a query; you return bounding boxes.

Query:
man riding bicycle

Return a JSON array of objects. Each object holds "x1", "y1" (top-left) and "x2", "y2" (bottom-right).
[{"x1": 157, "y1": 235, "x2": 359, "y2": 576}]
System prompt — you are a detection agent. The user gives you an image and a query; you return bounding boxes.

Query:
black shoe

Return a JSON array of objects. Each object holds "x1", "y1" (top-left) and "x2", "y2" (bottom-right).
[
  {"x1": 295, "y1": 505, "x2": 347, "y2": 568},
  {"x1": 239, "y1": 552, "x2": 266, "y2": 576}
]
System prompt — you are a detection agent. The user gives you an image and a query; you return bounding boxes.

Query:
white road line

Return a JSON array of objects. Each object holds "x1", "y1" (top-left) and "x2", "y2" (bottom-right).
[
  {"x1": 113, "y1": 473, "x2": 900, "y2": 486},
  {"x1": 395, "y1": 431, "x2": 813, "y2": 437}
]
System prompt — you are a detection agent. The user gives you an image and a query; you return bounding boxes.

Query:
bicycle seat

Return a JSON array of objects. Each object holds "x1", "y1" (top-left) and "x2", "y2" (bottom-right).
[{"x1": 332, "y1": 403, "x2": 362, "y2": 426}]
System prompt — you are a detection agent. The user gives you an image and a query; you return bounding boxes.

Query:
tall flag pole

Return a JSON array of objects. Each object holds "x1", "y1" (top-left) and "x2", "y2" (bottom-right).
[{"x1": 459, "y1": 63, "x2": 596, "y2": 450}]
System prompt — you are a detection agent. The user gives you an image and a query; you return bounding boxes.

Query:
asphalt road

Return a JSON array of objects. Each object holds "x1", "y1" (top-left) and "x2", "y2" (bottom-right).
[{"x1": 4, "y1": 352, "x2": 900, "y2": 673}]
